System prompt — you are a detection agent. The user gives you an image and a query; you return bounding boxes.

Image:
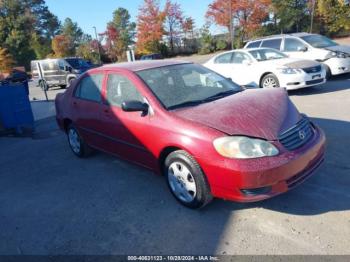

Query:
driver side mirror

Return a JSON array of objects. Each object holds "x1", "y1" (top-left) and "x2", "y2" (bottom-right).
[
  {"x1": 122, "y1": 100, "x2": 149, "y2": 116},
  {"x1": 297, "y1": 46, "x2": 308, "y2": 52},
  {"x1": 64, "y1": 66, "x2": 72, "y2": 72}
]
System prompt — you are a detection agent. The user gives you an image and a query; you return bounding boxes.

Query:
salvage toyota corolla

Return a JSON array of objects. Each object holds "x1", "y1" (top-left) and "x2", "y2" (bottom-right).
[{"x1": 55, "y1": 60, "x2": 326, "y2": 209}]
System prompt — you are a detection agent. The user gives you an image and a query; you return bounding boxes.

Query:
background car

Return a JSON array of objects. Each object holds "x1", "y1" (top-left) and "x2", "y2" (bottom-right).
[
  {"x1": 204, "y1": 48, "x2": 326, "y2": 90},
  {"x1": 140, "y1": 53, "x2": 163, "y2": 60},
  {"x1": 55, "y1": 60, "x2": 325, "y2": 209},
  {"x1": 31, "y1": 57, "x2": 93, "y2": 90},
  {"x1": 245, "y1": 33, "x2": 350, "y2": 79}
]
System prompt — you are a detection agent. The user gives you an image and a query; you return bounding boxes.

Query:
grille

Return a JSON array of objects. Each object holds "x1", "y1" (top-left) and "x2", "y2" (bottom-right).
[
  {"x1": 278, "y1": 117, "x2": 314, "y2": 151},
  {"x1": 306, "y1": 79, "x2": 324, "y2": 85},
  {"x1": 302, "y1": 65, "x2": 322, "y2": 74}
]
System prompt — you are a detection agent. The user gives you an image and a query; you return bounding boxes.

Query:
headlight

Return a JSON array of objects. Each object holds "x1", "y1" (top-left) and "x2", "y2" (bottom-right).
[
  {"x1": 277, "y1": 68, "x2": 302, "y2": 74},
  {"x1": 327, "y1": 51, "x2": 347, "y2": 59},
  {"x1": 213, "y1": 136, "x2": 279, "y2": 159}
]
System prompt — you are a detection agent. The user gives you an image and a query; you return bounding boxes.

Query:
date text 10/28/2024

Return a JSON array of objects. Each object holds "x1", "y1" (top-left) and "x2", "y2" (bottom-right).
[{"x1": 127, "y1": 256, "x2": 219, "y2": 261}]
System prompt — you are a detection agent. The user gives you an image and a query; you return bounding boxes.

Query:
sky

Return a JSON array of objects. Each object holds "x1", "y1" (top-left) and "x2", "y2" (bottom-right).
[{"x1": 45, "y1": 0, "x2": 226, "y2": 38}]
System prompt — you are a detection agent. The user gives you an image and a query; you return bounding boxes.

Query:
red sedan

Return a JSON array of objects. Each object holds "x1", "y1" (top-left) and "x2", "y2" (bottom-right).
[{"x1": 55, "y1": 60, "x2": 326, "y2": 208}]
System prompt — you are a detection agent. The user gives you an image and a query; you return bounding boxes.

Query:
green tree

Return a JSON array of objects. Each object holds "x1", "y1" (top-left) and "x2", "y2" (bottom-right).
[
  {"x1": 60, "y1": 18, "x2": 84, "y2": 55},
  {"x1": 317, "y1": 0, "x2": 350, "y2": 35},
  {"x1": 106, "y1": 7, "x2": 136, "y2": 61},
  {"x1": 0, "y1": 0, "x2": 59, "y2": 68},
  {"x1": 271, "y1": 0, "x2": 310, "y2": 33},
  {"x1": 198, "y1": 24, "x2": 215, "y2": 55}
]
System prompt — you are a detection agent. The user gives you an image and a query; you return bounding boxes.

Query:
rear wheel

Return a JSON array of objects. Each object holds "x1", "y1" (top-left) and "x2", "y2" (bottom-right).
[
  {"x1": 67, "y1": 124, "x2": 92, "y2": 157},
  {"x1": 260, "y1": 74, "x2": 280, "y2": 88},
  {"x1": 68, "y1": 78, "x2": 76, "y2": 87},
  {"x1": 164, "y1": 150, "x2": 212, "y2": 209}
]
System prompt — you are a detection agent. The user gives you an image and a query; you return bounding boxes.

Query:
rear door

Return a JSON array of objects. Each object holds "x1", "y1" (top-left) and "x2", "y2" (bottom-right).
[
  {"x1": 209, "y1": 52, "x2": 234, "y2": 78},
  {"x1": 70, "y1": 72, "x2": 106, "y2": 148},
  {"x1": 261, "y1": 38, "x2": 282, "y2": 51}
]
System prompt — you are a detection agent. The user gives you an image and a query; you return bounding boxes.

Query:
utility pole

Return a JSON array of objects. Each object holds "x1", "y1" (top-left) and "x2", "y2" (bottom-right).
[
  {"x1": 93, "y1": 26, "x2": 102, "y2": 64},
  {"x1": 229, "y1": 0, "x2": 234, "y2": 50},
  {"x1": 310, "y1": 0, "x2": 316, "y2": 33}
]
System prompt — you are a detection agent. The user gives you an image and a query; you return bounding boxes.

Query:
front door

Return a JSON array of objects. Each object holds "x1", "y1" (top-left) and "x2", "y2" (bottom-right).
[{"x1": 99, "y1": 72, "x2": 155, "y2": 168}]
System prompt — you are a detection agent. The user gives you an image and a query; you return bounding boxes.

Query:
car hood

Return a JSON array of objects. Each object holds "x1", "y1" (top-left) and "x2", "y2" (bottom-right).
[
  {"x1": 260, "y1": 58, "x2": 320, "y2": 69},
  {"x1": 172, "y1": 89, "x2": 301, "y2": 140},
  {"x1": 325, "y1": 45, "x2": 350, "y2": 54}
]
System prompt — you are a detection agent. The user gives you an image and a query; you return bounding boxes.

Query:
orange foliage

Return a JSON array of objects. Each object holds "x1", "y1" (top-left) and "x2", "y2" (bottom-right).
[
  {"x1": 136, "y1": 0, "x2": 166, "y2": 54},
  {"x1": 206, "y1": 0, "x2": 271, "y2": 39},
  {"x1": 51, "y1": 35, "x2": 72, "y2": 58}
]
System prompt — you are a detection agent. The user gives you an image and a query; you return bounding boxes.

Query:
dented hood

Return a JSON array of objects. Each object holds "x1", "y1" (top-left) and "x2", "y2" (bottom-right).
[{"x1": 173, "y1": 89, "x2": 301, "y2": 140}]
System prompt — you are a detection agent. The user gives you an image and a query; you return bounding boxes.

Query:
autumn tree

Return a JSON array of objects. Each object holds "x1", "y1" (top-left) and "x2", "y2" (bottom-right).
[
  {"x1": 136, "y1": 0, "x2": 166, "y2": 54},
  {"x1": 164, "y1": 0, "x2": 184, "y2": 53},
  {"x1": 183, "y1": 17, "x2": 195, "y2": 39},
  {"x1": 51, "y1": 35, "x2": 72, "y2": 57},
  {"x1": 206, "y1": 0, "x2": 271, "y2": 45},
  {"x1": 0, "y1": 47, "x2": 15, "y2": 73}
]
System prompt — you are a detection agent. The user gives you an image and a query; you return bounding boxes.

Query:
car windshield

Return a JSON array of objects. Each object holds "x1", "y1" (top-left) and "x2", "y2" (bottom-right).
[
  {"x1": 65, "y1": 58, "x2": 90, "y2": 69},
  {"x1": 248, "y1": 48, "x2": 287, "y2": 61},
  {"x1": 136, "y1": 64, "x2": 242, "y2": 110},
  {"x1": 301, "y1": 34, "x2": 338, "y2": 48}
]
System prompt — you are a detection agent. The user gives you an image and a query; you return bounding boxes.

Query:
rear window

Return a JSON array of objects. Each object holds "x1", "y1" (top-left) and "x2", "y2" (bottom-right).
[
  {"x1": 261, "y1": 39, "x2": 282, "y2": 50},
  {"x1": 246, "y1": 41, "x2": 261, "y2": 48}
]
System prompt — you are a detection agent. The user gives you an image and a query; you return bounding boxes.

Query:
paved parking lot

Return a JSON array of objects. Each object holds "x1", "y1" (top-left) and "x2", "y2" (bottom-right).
[{"x1": 0, "y1": 69, "x2": 349, "y2": 255}]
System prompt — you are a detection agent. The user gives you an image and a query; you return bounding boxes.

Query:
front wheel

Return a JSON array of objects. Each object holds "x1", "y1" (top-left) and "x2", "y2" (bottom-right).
[
  {"x1": 164, "y1": 150, "x2": 213, "y2": 209},
  {"x1": 260, "y1": 74, "x2": 280, "y2": 88}
]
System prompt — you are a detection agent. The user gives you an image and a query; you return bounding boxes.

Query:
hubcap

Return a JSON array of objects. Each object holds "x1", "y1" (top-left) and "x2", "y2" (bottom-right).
[
  {"x1": 168, "y1": 162, "x2": 197, "y2": 203},
  {"x1": 263, "y1": 77, "x2": 278, "y2": 88},
  {"x1": 68, "y1": 129, "x2": 81, "y2": 154}
]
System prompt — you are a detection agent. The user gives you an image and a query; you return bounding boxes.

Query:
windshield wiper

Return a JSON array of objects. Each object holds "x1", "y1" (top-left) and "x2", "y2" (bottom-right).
[
  {"x1": 202, "y1": 89, "x2": 241, "y2": 102},
  {"x1": 168, "y1": 100, "x2": 207, "y2": 110},
  {"x1": 168, "y1": 90, "x2": 241, "y2": 110}
]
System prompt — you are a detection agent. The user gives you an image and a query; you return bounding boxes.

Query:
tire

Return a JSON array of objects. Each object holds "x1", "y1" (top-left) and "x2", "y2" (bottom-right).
[
  {"x1": 164, "y1": 150, "x2": 213, "y2": 209},
  {"x1": 67, "y1": 124, "x2": 92, "y2": 158},
  {"x1": 324, "y1": 65, "x2": 332, "y2": 80},
  {"x1": 260, "y1": 74, "x2": 280, "y2": 88},
  {"x1": 39, "y1": 80, "x2": 49, "y2": 91},
  {"x1": 68, "y1": 78, "x2": 76, "y2": 87}
]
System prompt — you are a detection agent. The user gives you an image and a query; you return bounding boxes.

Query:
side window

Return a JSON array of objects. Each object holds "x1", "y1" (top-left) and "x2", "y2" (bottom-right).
[
  {"x1": 58, "y1": 60, "x2": 65, "y2": 70},
  {"x1": 75, "y1": 74, "x2": 103, "y2": 102},
  {"x1": 106, "y1": 74, "x2": 143, "y2": 107},
  {"x1": 231, "y1": 52, "x2": 252, "y2": 64},
  {"x1": 214, "y1": 53, "x2": 233, "y2": 64},
  {"x1": 246, "y1": 41, "x2": 261, "y2": 48},
  {"x1": 284, "y1": 38, "x2": 307, "y2": 52},
  {"x1": 261, "y1": 38, "x2": 282, "y2": 50}
]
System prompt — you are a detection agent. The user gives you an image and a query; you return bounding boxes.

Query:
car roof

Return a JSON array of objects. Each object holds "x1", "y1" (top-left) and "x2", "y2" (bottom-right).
[
  {"x1": 102, "y1": 60, "x2": 191, "y2": 72},
  {"x1": 247, "y1": 32, "x2": 316, "y2": 42}
]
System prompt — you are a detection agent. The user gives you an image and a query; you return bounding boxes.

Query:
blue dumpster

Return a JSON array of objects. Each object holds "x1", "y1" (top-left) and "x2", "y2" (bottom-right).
[{"x1": 0, "y1": 81, "x2": 34, "y2": 133}]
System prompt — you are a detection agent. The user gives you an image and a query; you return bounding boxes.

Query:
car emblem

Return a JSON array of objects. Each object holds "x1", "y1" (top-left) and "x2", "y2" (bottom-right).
[{"x1": 299, "y1": 130, "x2": 306, "y2": 140}]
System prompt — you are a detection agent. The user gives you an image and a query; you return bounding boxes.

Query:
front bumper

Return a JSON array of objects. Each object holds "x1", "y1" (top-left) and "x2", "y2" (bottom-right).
[
  {"x1": 198, "y1": 126, "x2": 326, "y2": 202},
  {"x1": 278, "y1": 70, "x2": 326, "y2": 90},
  {"x1": 324, "y1": 57, "x2": 350, "y2": 75}
]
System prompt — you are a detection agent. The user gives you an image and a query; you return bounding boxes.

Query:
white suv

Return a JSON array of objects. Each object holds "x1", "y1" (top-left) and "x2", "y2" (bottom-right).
[{"x1": 245, "y1": 33, "x2": 350, "y2": 78}]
